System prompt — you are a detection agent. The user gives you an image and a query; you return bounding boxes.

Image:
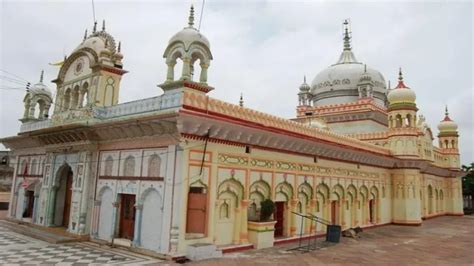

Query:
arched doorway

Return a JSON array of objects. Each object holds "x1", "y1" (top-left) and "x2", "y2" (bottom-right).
[
  {"x1": 53, "y1": 164, "x2": 73, "y2": 227},
  {"x1": 427, "y1": 185, "x2": 433, "y2": 215}
]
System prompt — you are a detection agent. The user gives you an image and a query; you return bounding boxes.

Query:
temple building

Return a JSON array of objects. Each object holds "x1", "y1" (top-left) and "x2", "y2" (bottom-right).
[{"x1": 0, "y1": 6, "x2": 463, "y2": 259}]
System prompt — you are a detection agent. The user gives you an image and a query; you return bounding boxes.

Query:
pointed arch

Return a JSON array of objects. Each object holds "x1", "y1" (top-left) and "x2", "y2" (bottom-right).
[
  {"x1": 147, "y1": 154, "x2": 161, "y2": 177},
  {"x1": 123, "y1": 155, "x2": 135, "y2": 176},
  {"x1": 275, "y1": 181, "x2": 294, "y2": 202}
]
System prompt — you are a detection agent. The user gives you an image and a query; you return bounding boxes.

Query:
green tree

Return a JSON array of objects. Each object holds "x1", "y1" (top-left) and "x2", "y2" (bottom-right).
[
  {"x1": 461, "y1": 163, "x2": 474, "y2": 212},
  {"x1": 260, "y1": 199, "x2": 275, "y2": 221}
]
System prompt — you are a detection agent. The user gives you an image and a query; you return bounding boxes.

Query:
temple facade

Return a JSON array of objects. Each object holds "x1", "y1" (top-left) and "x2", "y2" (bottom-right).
[{"x1": 1, "y1": 7, "x2": 463, "y2": 259}]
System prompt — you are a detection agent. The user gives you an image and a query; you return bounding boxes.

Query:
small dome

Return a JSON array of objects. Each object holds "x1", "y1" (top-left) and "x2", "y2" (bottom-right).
[
  {"x1": 438, "y1": 107, "x2": 458, "y2": 133},
  {"x1": 299, "y1": 76, "x2": 310, "y2": 91},
  {"x1": 168, "y1": 5, "x2": 210, "y2": 51},
  {"x1": 29, "y1": 71, "x2": 52, "y2": 98},
  {"x1": 387, "y1": 69, "x2": 416, "y2": 105}
]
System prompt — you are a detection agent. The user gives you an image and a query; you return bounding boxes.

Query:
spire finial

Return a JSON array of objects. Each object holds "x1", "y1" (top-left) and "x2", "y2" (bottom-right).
[
  {"x1": 364, "y1": 64, "x2": 367, "y2": 73},
  {"x1": 102, "y1": 19, "x2": 105, "y2": 31},
  {"x1": 304, "y1": 75, "x2": 306, "y2": 83},
  {"x1": 398, "y1": 67, "x2": 403, "y2": 81},
  {"x1": 445, "y1": 105, "x2": 449, "y2": 116},
  {"x1": 93, "y1": 21, "x2": 97, "y2": 33},
  {"x1": 118, "y1": 41, "x2": 121, "y2": 53},
  {"x1": 39, "y1": 70, "x2": 44, "y2": 83},
  {"x1": 388, "y1": 80, "x2": 391, "y2": 90},
  {"x1": 83, "y1": 29, "x2": 88, "y2": 41},
  {"x1": 188, "y1": 5, "x2": 195, "y2": 27},
  {"x1": 343, "y1": 19, "x2": 351, "y2": 51},
  {"x1": 239, "y1": 93, "x2": 244, "y2": 107}
]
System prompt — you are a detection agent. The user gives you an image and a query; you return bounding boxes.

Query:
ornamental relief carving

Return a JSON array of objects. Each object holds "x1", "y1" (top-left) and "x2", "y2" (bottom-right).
[{"x1": 218, "y1": 154, "x2": 248, "y2": 166}]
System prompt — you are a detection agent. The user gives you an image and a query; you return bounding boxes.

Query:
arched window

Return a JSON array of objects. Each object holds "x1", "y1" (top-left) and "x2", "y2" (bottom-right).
[
  {"x1": 406, "y1": 114, "x2": 412, "y2": 127},
  {"x1": 123, "y1": 155, "x2": 135, "y2": 176},
  {"x1": 104, "y1": 156, "x2": 113, "y2": 176},
  {"x1": 395, "y1": 114, "x2": 403, "y2": 128},
  {"x1": 63, "y1": 88, "x2": 71, "y2": 111},
  {"x1": 297, "y1": 201, "x2": 302, "y2": 213},
  {"x1": 81, "y1": 82, "x2": 89, "y2": 107},
  {"x1": 219, "y1": 201, "x2": 229, "y2": 219},
  {"x1": 444, "y1": 140, "x2": 449, "y2": 149},
  {"x1": 71, "y1": 85, "x2": 80, "y2": 109},
  {"x1": 147, "y1": 154, "x2": 161, "y2": 177},
  {"x1": 451, "y1": 140, "x2": 455, "y2": 149}
]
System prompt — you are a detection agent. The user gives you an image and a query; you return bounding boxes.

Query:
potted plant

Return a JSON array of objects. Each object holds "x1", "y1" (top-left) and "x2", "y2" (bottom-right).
[{"x1": 247, "y1": 199, "x2": 277, "y2": 249}]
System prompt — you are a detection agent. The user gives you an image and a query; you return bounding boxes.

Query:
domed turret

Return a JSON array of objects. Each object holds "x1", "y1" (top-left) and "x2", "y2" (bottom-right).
[
  {"x1": 21, "y1": 70, "x2": 53, "y2": 122},
  {"x1": 74, "y1": 20, "x2": 117, "y2": 56},
  {"x1": 309, "y1": 20, "x2": 387, "y2": 107},
  {"x1": 298, "y1": 76, "x2": 311, "y2": 106},
  {"x1": 437, "y1": 106, "x2": 458, "y2": 134},
  {"x1": 163, "y1": 5, "x2": 213, "y2": 84},
  {"x1": 387, "y1": 68, "x2": 416, "y2": 105}
]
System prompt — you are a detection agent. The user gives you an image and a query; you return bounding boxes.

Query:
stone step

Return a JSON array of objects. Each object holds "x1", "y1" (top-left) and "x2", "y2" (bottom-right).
[{"x1": 186, "y1": 243, "x2": 222, "y2": 261}]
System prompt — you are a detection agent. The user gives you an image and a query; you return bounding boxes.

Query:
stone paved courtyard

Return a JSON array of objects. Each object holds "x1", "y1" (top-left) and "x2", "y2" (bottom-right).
[
  {"x1": 0, "y1": 223, "x2": 166, "y2": 265},
  {"x1": 0, "y1": 216, "x2": 472, "y2": 265},
  {"x1": 193, "y1": 216, "x2": 474, "y2": 265}
]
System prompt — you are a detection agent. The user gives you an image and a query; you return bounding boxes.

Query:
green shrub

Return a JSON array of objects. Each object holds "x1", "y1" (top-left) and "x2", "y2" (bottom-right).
[{"x1": 260, "y1": 199, "x2": 275, "y2": 221}]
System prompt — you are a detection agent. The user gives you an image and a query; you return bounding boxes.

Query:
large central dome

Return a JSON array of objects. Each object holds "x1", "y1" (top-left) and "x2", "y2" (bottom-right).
[{"x1": 310, "y1": 22, "x2": 387, "y2": 107}]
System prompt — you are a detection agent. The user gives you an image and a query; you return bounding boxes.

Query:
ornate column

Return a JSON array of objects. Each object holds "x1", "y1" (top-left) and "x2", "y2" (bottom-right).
[
  {"x1": 240, "y1": 200, "x2": 249, "y2": 244},
  {"x1": 32, "y1": 194, "x2": 39, "y2": 224},
  {"x1": 340, "y1": 198, "x2": 346, "y2": 228},
  {"x1": 110, "y1": 201, "x2": 120, "y2": 240},
  {"x1": 133, "y1": 203, "x2": 143, "y2": 247},
  {"x1": 233, "y1": 206, "x2": 241, "y2": 244},
  {"x1": 166, "y1": 62, "x2": 176, "y2": 82},
  {"x1": 92, "y1": 200, "x2": 101, "y2": 237},
  {"x1": 181, "y1": 56, "x2": 191, "y2": 80},
  {"x1": 199, "y1": 63, "x2": 209, "y2": 84},
  {"x1": 290, "y1": 199, "x2": 298, "y2": 236},
  {"x1": 46, "y1": 187, "x2": 57, "y2": 226}
]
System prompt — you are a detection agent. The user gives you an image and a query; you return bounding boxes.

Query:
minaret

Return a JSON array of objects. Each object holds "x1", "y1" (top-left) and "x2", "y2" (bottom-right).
[
  {"x1": 297, "y1": 76, "x2": 311, "y2": 106},
  {"x1": 437, "y1": 106, "x2": 460, "y2": 168},
  {"x1": 239, "y1": 93, "x2": 244, "y2": 107},
  {"x1": 387, "y1": 68, "x2": 418, "y2": 157}
]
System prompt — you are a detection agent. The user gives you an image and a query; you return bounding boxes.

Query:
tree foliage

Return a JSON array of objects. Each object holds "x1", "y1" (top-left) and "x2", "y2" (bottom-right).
[
  {"x1": 260, "y1": 199, "x2": 275, "y2": 221},
  {"x1": 461, "y1": 163, "x2": 474, "y2": 198}
]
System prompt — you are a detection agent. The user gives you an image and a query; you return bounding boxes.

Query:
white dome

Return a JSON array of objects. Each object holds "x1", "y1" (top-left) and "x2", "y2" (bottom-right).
[
  {"x1": 438, "y1": 108, "x2": 458, "y2": 133},
  {"x1": 30, "y1": 82, "x2": 52, "y2": 98},
  {"x1": 169, "y1": 27, "x2": 210, "y2": 51},
  {"x1": 387, "y1": 72, "x2": 416, "y2": 105},
  {"x1": 309, "y1": 23, "x2": 387, "y2": 106}
]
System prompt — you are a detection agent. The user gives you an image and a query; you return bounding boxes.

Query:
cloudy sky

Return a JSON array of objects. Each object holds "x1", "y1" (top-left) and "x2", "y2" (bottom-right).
[{"x1": 0, "y1": 0, "x2": 472, "y2": 164}]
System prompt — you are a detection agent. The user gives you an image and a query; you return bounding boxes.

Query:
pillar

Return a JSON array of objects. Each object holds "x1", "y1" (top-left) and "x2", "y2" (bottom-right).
[
  {"x1": 181, "y1": 56, "x2": 191, "y2": 80},
  {"x1": 290, "y1": 199, "x2": 298, "y2": 236},
  {"x1": 340, "y1": 198, "x2": 346, "y2": 228},
  {"x1": 92, "y1": 200, "x2": 101, "y2": 237},
  {"x1": 240, "y1": 200, "x2": 249, "y2": 244},
  {"x1": 233, "y1": 206, "x2": 241, "y2": 244},
  {"x1": 32, "y1": 195, "x2": 39, "y2": 224},
  {"x1": 166, "y1": 62, "x2": 176, "y2": 82},
  {"x1": 47, "y1": 187, "x2": 57, "y2": 226},
  {"x1": 110, "y1": 201, "x2": 119, "y2": 240},
  {"x1": 199, "y1": 63, "x2": 209, "y2": 84},
  {"x1": 133, "y1": 204, "x2": 143, "y2": 247}
]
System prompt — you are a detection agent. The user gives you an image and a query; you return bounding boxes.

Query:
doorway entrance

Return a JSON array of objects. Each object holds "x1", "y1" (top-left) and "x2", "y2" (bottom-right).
[
  {"x1": 186, "y1": 187, "x2": 207, "y2": 235},
  {"x1": 369, "y1": 199, "x2": 375, "y2": 223},
  {"x1": 53, "y1": 165, "x2": 73, "y2": 227},
  {"x1": 274, "y1": 201, "x2": 285, "y2": 237},
  {"x1": 23, "y1": 190, "x2": 34, "y2": 218},
  {"x1": 62, "y1": 172, "x2": 73, "y2": 227},
  {"x1": 119, "y1": 194, "x2": 136, "y2": 240}
]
